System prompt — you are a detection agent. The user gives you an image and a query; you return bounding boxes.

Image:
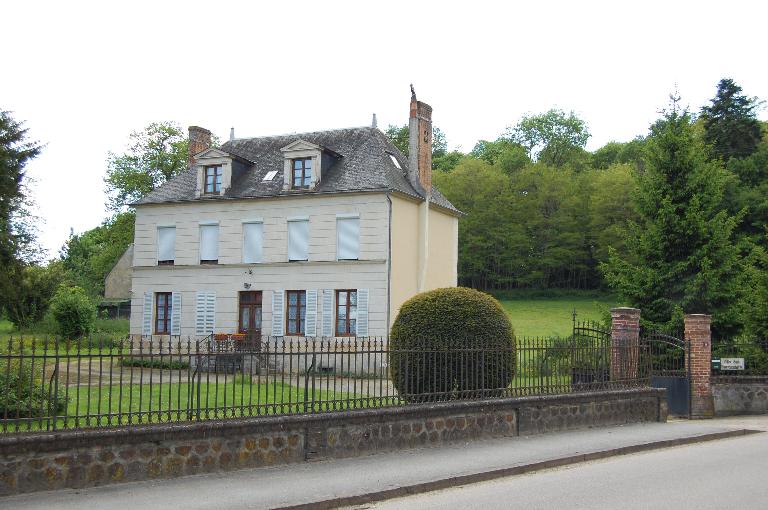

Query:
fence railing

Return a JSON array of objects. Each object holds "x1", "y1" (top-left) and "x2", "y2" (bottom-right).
[
  {"x1": 712, "y1": 337, "x2": 768, "y2": 376},
  {"x1": 0, "y1": 333, "x2": 650, "y2": 433}
]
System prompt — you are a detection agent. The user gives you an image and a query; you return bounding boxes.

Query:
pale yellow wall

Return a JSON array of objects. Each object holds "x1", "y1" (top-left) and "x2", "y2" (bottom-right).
[
  {"x1": 389, "y1": 195, "x2": 420, "y2": 326},
  {"x1": 425, "y1": 206, "x2": 459, "y2": 289},
  {"x1": 388, "y1": 194, "x2": 459, "y2": 328}
]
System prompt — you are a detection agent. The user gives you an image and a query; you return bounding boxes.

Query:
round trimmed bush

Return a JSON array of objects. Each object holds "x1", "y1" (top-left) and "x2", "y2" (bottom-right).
[
  {"x1": 49, "y1": 286, "x2": 96, "y2": 340},
  {"x1": 389, "y1": 287, "x2": 515, "y2": 402}
]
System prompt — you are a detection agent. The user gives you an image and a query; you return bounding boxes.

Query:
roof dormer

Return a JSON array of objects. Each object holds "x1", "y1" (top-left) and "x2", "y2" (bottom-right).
[
  {"x1": 193, "y1": 147, "x2": 237, "y2": 198},
  {"x1": 280, "y1": 139, "x2": 338, "y2": 191}
]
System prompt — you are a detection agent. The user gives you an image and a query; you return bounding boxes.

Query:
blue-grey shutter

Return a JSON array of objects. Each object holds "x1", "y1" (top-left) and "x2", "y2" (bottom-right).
[
  {"x1": 272, "y1": 290, "x2": 284, "y2": 337},
  {"x1": 322, "y1": 289, "x2": 333, "y2": 337},
  {"x1": 205, "y1": 292, "x2": 216, "y2": 334},
  {"x1": 196, "y1": 291, "x2": 215, "y2": 335},
  {"x1": 142, "y1": 292, "x2": 152, "y2": 335},
  {"x1": 356, "y1": 289, "x2": 369, "y2": 337},
  {"x1": 195, "y1": 292, "x2": 206, "y2": 335},
  {"x1": 305, "y1": 290, "x2": 318, "y2": 336},
  {"x1": 171, "y1": 292, "x2": 182, "y2": 336}
]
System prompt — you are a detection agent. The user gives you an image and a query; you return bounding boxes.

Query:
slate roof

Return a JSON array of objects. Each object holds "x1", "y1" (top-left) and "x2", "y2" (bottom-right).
[{"x1": 136, "y1": 126, "x2": 459, "y2": 214}]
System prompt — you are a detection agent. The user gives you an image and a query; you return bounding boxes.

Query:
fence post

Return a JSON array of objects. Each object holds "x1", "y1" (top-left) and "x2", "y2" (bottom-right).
[
  {"x1": 610, "y1": 308, "x2": 640, "y2": 381},
  {"x1": 684, "y1": 314, "x2": 714, "y2": 418}
]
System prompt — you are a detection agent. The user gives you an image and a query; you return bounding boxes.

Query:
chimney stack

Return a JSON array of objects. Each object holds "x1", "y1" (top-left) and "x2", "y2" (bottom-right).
[
  {"x1": 407, "y1": 85, "x2": 432, "y2": 193},
  {"x1": 229, "y1": 127, "x2": 235, "y2": 141},
  {"x1": 188, "y1": 126, "x2": 212, "y2": 167}
]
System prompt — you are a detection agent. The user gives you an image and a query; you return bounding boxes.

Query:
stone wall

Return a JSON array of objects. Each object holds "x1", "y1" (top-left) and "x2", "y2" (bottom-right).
[
  {"x1": 712, "y1": 376, "x2": 768, "y2": 416},
  {"x1": 0, "y1": 388, "x2": 665, "y2": 497}
]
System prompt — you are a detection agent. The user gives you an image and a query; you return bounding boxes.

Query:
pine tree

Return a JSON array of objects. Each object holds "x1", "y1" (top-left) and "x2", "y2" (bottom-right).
[
  {"x1": 601, "y1": 99, "x2": 745, "y2": 336},
  {"x1": 701, "y1": 78, "x2": 762, "y2": 161}
]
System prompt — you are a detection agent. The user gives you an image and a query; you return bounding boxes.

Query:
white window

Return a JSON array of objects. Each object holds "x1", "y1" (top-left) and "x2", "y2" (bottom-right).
[
  {"x1": 200, "y1": 224, "x2": 219, "y2": 264},
  {"x1": 287, "y1": 218, "x2": 309, "y2": 261},
  {"x1": 157, "y1": 226, "x2": 176, "y2": 265},
  {"x1": 243, "y1": 221, "x2": 263, "y2": 263},
  {"x1": 337, "y1": 215, "x2": 360, "y2": 260}
]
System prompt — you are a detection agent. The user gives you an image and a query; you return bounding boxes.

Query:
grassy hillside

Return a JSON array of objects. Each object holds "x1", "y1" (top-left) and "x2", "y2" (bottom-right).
[{"x1": 498, "y1": 294, "x2": 617, "y2": 338}]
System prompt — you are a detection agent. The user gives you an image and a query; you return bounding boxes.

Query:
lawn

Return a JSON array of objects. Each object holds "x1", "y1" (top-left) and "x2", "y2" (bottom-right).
[{"x1": 498, "y1": 294, "x2": 617, "y2": 338}]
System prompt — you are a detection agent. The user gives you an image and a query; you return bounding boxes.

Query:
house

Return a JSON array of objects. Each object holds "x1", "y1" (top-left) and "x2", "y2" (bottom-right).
[
  {"x1": 128, "y1": 91, "x2": 460, "y2": 339},
  {"x1": 99, "y1": 244, "x2": 133, "y2": 319}
]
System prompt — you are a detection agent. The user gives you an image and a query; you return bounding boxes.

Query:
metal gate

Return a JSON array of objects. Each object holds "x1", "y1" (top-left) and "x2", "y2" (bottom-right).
[{"x1": 640, "y1": 330, "x2": 690, "y2": 417}]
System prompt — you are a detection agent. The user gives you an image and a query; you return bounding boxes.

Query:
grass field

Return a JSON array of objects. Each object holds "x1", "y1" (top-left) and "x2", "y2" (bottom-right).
[{"x1": 498, "y1": 294, "x2": 617, "y2": 338}]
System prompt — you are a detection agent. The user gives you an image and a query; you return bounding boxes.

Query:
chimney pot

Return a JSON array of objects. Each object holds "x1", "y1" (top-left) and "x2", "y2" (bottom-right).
[
  {"x1": 229, "y1": 127, "x2": 235, "y2": 141},
  {"x1": 188, "y1": 126, "x2": 212, "y2": 167}
]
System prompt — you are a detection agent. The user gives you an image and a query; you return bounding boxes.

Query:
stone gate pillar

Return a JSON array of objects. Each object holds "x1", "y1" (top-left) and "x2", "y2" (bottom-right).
[
  {"x1": 610, "y1": 308, "x2": 640, "y2": 381},
  {"x1": 684, "y1": 314, "x2": 714, "y2": 418}
]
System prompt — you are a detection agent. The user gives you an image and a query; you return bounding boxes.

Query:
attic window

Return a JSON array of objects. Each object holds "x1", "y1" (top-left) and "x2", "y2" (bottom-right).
[
  {"x1": 263, "y1": 170, "x2": 278, "y2": 182},
  {"x1": 388, "y1": 154, "x2": 402, "y2": 170}
]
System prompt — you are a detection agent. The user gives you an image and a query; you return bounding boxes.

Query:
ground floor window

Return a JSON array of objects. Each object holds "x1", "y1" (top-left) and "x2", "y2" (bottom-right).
[
  {"x1": 286, "y1": 290, "x2": 306, "y2": 335},
  {"x1": 239, "y1": 291, "x2": 263, "y2": 334},
  {"x1": 335, "y1": 289, "x2": 357, "y2": 336},
  {"x1": 155, "y1": 292, "x2": 172, "y2": 334}
]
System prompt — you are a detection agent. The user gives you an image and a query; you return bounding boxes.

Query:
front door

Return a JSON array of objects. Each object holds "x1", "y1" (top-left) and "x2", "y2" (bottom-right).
[{"x1": 238, "y1": 291, "x2": 262, "y2": 351}]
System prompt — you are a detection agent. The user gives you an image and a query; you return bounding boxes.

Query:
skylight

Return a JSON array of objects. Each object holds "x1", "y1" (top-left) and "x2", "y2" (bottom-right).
[
  {"x1": 263, "y1": 170, "x2": 278, "y2": 182},
  {"x1": 388, "y1": 154, "x2": 402, "y2": 170}
]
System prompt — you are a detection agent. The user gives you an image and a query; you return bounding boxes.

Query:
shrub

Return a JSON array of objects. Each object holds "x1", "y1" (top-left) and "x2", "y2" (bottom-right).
[
  {"x1": 49, "y1": 286, "x2": 96, "y2": 340},
  {"x1": 0, "y1": 360, "x2": 68, "y2": 418},
  {"x1": 389, "y1": 287, "x2": 516, "y2": 401}
]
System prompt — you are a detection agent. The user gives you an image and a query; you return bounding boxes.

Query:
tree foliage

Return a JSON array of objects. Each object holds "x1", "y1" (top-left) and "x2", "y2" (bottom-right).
[
  {"x1": 104, "y1": 122, "x2": 189, "y2": 212},
  {"x1": 701, "y1": 78, "x2": 762, "y2": 161},
  {"x1": 601, "y1": 101, "x2": 745, "y2": 335},
  {"x1": 49, "y1": 286, "x2": 96, "y2": 339},
  {"x1": 59, "y1": 212, "x2": 135, "y2": 297},
  {"x1": 2, "y1": 262, "x2": 65, "y2": 329},
  {"x1": 505, "y1": 109, "x2": 590, "y2": 167}
]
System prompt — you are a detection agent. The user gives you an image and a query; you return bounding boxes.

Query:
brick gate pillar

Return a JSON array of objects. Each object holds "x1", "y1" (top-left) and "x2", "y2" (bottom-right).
[
  {"x1": 610, "y1": 308, "x2": 640, "y2": 381},
  {"x1": 684, "y1": 314, "x2": 714, "y2": 418}
]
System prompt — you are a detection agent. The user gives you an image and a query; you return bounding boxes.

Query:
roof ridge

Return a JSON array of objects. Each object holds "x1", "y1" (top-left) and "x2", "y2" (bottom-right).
[{"x1": 226, "y1": 125, "x2": 376, "y2": 144}]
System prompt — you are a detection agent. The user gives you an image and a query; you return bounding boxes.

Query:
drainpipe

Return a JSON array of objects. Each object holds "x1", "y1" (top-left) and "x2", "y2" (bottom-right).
[{"x1": 386, "y1": 194, "x2": 392, "y2": 338}]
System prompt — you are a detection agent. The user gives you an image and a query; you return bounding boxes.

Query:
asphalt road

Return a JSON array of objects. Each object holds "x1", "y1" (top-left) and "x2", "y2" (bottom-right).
[{"x1": 353, "y1": 427, "x2": 768, "y2": 510}]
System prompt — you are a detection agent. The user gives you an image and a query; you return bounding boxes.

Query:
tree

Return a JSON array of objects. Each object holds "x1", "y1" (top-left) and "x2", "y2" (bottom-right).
[
  {"x1": 591, "y1": 138, "x2": 647, "y2": 172},
  {"x1": 0, "y1": 110, "x2": 41, "y2": 266},
  {"x1": 505, "y1": 109, "x2": 590, "y2": 167},
  {"x1": 601, "y1": 99, "x2": 745, "y2": 336},
  {"x1": 0, "y1": 110, "x2": 43, "y2": 323},
  {"x1": 2, "y1": 262, "x2": 65, "y2": 329},
  {"x1": 59, "y1": 212, "x2": 135, "y2": 297},
  {"x1": 470, "y1": 139, "x2": 530, "y2": 173},
  {"x1": 701, "y1": 78, "x2": 763, "y2": 161},
  {"x1": 104, "y1": 122, "x2": 189, "y2": 212}
]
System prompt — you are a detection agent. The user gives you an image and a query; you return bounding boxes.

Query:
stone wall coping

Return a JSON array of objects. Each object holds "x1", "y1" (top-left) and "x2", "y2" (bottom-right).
[
  {"x1": 712, "y1": 376, "x2": 768, "y2": 384},
  {"x1": 610, "y1": 307, "x2": 640, "y2": 314},
  {"x1": 0, "y1": 388, "x2": 664, "y2": 456}
]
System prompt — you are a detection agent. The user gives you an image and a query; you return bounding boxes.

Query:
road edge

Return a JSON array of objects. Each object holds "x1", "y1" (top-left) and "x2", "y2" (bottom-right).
[{"x1": 275, "y1": 429, "x2": 762, "y2": 510}]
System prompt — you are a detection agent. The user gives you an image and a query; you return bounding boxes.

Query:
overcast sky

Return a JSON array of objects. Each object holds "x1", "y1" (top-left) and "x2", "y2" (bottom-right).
[{"x1": 3, "y1": 0, "x2": 767, "y2": 259}]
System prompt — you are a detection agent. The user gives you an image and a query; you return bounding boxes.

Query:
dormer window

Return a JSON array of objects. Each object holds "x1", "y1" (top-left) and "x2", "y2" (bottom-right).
[
  {"x1": 204, "y1": 165, "x2": 223, "y2": 194},
  {"x1": 292, "y1": 158, "x2": 312, "y2": 190}
]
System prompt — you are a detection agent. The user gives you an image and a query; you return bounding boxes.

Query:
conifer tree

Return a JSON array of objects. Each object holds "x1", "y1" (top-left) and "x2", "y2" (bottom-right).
[
  {"x1": 601, "y1": 98, "x2": 744, "y2": 336},
  {"x1": 701, "y1": 78, "x2": 762, "y2": 161}
]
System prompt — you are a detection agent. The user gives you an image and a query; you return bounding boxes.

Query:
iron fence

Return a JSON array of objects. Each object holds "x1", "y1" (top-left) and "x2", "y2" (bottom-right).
[
  {"x1": 0, "y1": 331, "x2": 650, "y2": 433},
  {"x1": 712, "y1": 337, "x2": 768, "y2": 376}
]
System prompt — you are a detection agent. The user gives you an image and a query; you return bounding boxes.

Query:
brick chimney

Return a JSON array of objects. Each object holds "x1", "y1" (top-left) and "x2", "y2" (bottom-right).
[
  {"x1": 407, "y1": 85, "x2": 432, "y2": 193},
  {"x1": 188, "y1": 126, "x2": 212, "y2": 167}
]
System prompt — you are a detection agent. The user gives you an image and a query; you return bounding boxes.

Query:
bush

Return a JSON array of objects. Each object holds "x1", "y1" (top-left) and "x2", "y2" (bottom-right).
[
  {"x1": 389, "y1": 287, "x2": 516, "y2": 401},
  {"x1": 0, "y1": 360, "x2": 68, "y2": 418},
  {"x1": 49, "y1": 286, "x2": 96, "y2": 339}
]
